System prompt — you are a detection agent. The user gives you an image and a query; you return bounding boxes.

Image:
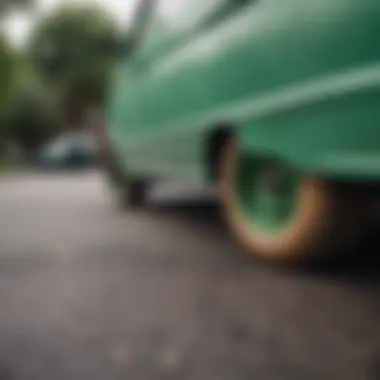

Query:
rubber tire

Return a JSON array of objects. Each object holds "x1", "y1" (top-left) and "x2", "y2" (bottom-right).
[
  {"x1": 219, "y1": 140, "x2": 368, "y2": 263},
  {"x1": 103, "y1": 151, "x2": 148, "y2": 209},
  {"x1": 119, "y1": 180, "x2": 148, "y2": 209}
]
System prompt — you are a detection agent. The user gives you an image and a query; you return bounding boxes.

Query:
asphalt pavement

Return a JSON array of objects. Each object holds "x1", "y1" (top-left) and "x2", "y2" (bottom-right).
[{"x1": 0, "y1": 171, "x2": 379, "y2": 380}]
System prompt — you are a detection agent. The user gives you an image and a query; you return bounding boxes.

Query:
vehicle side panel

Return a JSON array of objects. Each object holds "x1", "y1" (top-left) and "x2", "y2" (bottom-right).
[{"x1": 108, "y1": 0, "x2": 380, "y2": 182}]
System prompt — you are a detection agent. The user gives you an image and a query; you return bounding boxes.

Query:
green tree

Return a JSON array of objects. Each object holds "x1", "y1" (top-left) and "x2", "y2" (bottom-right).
[
  {"x1": 29, "y1": 4, "x2": 124, "y2": 126},
  {"x1": 0, "y1": 37, "x2": 13, "y2": 106},
  {"x1": 0, "y1": 36, "x2": 16, "y2": 149},
  {"x1": 0, "y1": 0, "x2": 35, "y2": 108},
  {"x1": 0, "y1": 0, "x2": 34, "y2": 19},
  {"x1": 0, "y1": 0, "x2": 35, "y2": 136},
  {"x1": 5, "y1": 64, "x2": 60, "y2": 155}
]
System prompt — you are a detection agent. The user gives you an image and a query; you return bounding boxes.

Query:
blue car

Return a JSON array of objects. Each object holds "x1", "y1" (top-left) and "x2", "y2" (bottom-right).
[{"x1": 38, "y1": 134, "x2": 97, "y2": 170}]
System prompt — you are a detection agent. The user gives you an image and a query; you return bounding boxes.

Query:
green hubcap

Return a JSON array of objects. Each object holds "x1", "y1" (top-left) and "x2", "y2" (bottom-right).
[{"x1": 235, "y1": 155, "x2": 299, "y2": 235}]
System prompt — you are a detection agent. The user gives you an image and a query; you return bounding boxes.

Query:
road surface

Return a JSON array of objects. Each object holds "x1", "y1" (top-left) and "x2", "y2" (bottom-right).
[{"x1": 0, "y1": 172, "x2": 379, "y2": 380}]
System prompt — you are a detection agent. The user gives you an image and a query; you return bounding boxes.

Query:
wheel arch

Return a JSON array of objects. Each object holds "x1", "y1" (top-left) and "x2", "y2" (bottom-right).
[{"x1": 205, "y1": 125, "x2": 234, "y2": 183}]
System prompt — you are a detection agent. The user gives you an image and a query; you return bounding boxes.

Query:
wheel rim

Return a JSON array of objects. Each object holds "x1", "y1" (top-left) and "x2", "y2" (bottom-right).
[{"x1": 235, "y1": 155, "x2": 299, "y2": 236}]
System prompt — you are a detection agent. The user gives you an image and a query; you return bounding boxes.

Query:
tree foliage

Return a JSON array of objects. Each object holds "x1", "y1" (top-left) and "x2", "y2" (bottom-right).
[
  {"x1": 0, "y1": 37, "x2": 13, "y2": 107},
  {"x1": 0, "y1": 36, "x2": 17, "y2": 150},
  {"x1": 0, "y1": 0, "x2": 34, "y2": 18},
  {"x1": 0, "y1": 0, "x2": 34, "y2": 135},
  {"x1": 29, "y1": 4, "x2": 123, "y2": 112},
  {"x1": 5, "y1": 66, "x2": 60, "y2": 155}
]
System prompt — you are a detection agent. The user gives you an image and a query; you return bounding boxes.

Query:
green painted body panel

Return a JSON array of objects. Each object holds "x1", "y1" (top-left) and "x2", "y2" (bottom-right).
[{"x1": 108, "y1": 0, "x2": 380, "y2": 183}]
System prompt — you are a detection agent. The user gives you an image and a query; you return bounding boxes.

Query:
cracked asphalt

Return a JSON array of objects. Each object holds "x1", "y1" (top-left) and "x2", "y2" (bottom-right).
[{"x1": 0, "y1": 171, "x2": 379, "y2": 380}]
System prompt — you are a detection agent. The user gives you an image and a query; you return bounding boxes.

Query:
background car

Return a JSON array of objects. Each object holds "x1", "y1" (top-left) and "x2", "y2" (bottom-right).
[{"x1": 38, "y1": 133, "x2": 98, "y2": 170}]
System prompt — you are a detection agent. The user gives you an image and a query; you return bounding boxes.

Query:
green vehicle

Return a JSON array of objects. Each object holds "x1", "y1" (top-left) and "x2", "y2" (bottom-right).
[{"x1": 105, "y1": 0, "x2": 380, "y2": 262}]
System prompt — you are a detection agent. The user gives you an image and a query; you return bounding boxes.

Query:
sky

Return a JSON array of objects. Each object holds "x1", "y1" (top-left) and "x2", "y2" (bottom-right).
[{"x1": 3, "y1": 0, "x2": 139, "y2": 47}]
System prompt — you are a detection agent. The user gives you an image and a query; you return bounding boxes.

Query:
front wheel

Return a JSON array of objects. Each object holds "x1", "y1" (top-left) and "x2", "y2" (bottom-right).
[
  {"x1": 104, "y1": 151, "x2": 148, "y2": 209},
  {"x1": 219, "y1": 140, "x2": 367, "y2": 263}
]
